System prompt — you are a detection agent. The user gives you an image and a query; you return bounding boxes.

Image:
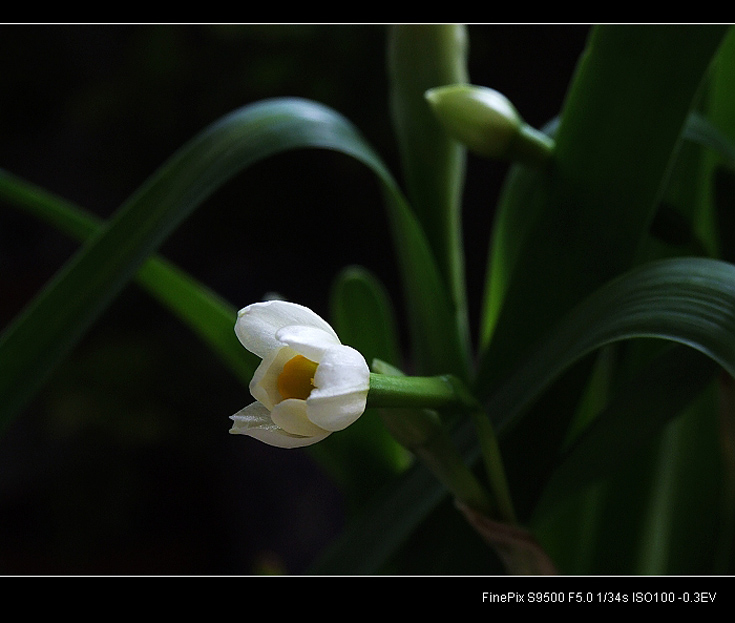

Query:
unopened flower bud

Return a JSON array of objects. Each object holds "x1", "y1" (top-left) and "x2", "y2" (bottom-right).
[{"x1": 425, "y1": 84, "x2": 554, "y2": 166}]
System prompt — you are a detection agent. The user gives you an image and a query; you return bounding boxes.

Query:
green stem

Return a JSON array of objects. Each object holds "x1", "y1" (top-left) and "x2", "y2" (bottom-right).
[
  {"x1": 368, "y1": 372, "x2": 476, "y2": 411},
  {"x1": 375, "y1": 404, "x2": 494, "y2": 516},
  {"x1": 511, "y1": 123, "x2": 555, "y2": 167},
  {"x1": 469, "y1": 410, "x2": 517, "y2": 524},
  {"x1": 412, "y1": 419, "x2": 495, "y2": 516},
  {"x1": 368, "y1": 367, "x2": 517, "y2": 521}
]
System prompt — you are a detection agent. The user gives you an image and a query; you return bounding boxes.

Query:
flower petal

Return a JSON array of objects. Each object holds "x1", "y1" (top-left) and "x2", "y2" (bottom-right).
[
  {"x1": 235, "y1": 301, "x2": 338, "y2": 359},
  {"x1": 306, "y1": 390, "x2": 369, "y2": 432},
  {"x1": 229, "y1": 401, "x2": 327, "y2": 448},
  {"x1": 312, "y1": 344, "x2": 371, "y2": 395},
  {"x1": 249, "y1": 345, "x2": 297, "y2": 410},
  {"x1": 271, "y1": 398, "x2": 329, "y2": 437},
  {"x1": 307, "y1": 344, "x2": 370, "y2": 431},
  {"x1": 275, "y1": 324, "x2": 341, "y2": 362}
]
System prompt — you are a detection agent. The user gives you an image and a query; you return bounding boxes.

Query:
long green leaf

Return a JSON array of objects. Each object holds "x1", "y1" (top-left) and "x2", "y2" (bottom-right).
[
  {"x1": 0, "y1": 169, "x2": 256, "y2": 386},
  {"x1": 330, "y1": 265, "x2": 403, "y2": 370},
  {"x1": 0, "y1": 97, "x2": 462, "y2": 433},
  {"x1": 388, "y1": 25, "x2": 471, "y2": 378},
  {"x1": 537, "y1": 345, "x2": 718, "y2": 509},
  {"x1": 487, "y1": 257, "x2": 735, "y2": 434}
]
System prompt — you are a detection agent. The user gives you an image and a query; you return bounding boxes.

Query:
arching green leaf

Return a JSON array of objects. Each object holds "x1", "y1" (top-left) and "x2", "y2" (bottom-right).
[{"x1": 487, "y1": 257, "x2": 735, "y2": 433}]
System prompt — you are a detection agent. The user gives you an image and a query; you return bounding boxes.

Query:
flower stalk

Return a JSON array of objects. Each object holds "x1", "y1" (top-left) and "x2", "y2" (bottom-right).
[
  {"x1": 370, "y1": 360, "x2": 516, "y2": 521},
  {"x1": 468, "y1": 409, "x2": 517, "y2": 524},
  {"x1": 374, "y1": 405, "x2": 495, "y2": 516},
  {"x1": 367, "y1": 371, "x2": 478, "y2": 412}
]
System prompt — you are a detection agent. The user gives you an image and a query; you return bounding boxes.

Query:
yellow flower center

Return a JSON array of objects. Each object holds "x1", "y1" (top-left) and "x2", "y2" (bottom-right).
[{"x1": 277, "y1": 355, "x2": 319, "y2": 401}]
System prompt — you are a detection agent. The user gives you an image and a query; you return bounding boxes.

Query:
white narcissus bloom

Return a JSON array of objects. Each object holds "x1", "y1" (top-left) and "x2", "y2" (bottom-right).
[{"x1": 229, "y1": 300, "x2": 370, "y2": 448}]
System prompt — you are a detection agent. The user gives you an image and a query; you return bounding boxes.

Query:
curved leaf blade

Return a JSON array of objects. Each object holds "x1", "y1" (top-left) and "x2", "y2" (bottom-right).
[
  {"x1": 538, "y1": 345, "x2": 718, "y2": 508},
  {"x1": 0, "y1": 167, "x2": 253, "y2": 388},
  {"x1": 330, "y1": 265, "x2": 403, "y2": 370},
  {"x1": 488, "y1": 257, "x2": 735, "y2": 434}
]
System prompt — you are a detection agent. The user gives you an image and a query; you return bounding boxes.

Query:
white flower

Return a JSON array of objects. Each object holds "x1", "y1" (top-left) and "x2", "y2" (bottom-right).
[{"x1": 229, "y1": 300, "x2": 370, "y2": 448}]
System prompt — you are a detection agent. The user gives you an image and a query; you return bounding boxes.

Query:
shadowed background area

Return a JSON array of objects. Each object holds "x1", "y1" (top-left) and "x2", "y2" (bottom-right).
[{"x1": 0, "y1": 24, "x2": 589, "y2": 574}]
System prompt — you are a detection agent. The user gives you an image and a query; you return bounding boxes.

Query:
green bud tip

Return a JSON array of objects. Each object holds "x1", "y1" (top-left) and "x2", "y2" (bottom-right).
[{"x1": 425, "y1": 84, "x2": 554, "y2": 166}]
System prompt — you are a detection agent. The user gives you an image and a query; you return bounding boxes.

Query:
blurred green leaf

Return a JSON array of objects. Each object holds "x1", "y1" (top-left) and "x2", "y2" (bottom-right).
[
  {"x1": 0, "y1": 169, "x2": 254, "y2": 385},
  {"x1": 330, "y1": 265, "x2": 402, "y2": 369},
  {"x1": 388, "y1": 25, "x2": 471, "y2": 377},
  {"x1": 487, "y1": 257, "x2": 735, "y2": 434},
  {"x1": 536, "y1": 372, "x2": 725, "y2": 574},
  {"x1": 633, "y1": 389, "x2": 724, "y2": 574},
  {"x1": 309, "y1": 417, "x2": 479, "y2": 574},
  {"x1": 538, "y1": 345, "x2": 718, "y2": 510},
  {"x1": 686, "y1": 113, "x2": 735, "y2": 165},
  {"x1": 692, "y1": 27, "x2": 735, "y2": 255}
]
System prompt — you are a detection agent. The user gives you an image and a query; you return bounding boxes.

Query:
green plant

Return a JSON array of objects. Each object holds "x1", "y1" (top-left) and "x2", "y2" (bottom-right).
[{"x1": 1, "y1": 24, "x2": 734, "y2": 574}]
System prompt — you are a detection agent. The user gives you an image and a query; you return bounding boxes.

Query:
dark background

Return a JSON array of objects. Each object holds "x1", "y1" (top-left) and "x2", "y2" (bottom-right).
[{"x1": 0, "y1": 24, "x2": 590, "y2": 574}]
